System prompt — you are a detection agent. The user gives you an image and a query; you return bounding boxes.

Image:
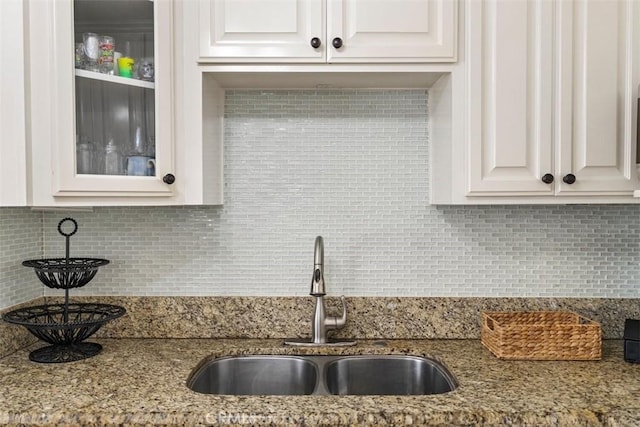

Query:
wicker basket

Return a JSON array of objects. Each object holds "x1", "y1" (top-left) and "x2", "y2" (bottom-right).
[{"x1": 481, "y1": 311, "x2": 601, "y2": 360}]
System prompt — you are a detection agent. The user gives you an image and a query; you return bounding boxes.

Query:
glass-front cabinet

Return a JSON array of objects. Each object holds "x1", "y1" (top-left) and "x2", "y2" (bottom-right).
[
  {"x1": 74, "y1": 0, "x2": 158, "y2": 178},
  {"x1": 30, "y1": 0, "x2": 176, "y2": 202}
]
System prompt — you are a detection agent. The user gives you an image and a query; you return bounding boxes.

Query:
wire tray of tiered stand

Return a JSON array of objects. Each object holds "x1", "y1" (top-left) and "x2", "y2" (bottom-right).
[{"x1": 2, "y1": 218, "x2": 125, "y2": 363}]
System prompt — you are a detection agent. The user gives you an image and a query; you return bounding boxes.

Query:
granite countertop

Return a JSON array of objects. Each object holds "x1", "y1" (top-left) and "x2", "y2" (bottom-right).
[{"x1": 0, "y1": 338, "x2": 639, "y2": 426}]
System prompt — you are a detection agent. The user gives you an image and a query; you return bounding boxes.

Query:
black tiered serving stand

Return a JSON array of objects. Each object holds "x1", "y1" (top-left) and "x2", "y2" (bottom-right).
[{"x1": 2, "y1": 218, "x2": 125, "y2": 363}]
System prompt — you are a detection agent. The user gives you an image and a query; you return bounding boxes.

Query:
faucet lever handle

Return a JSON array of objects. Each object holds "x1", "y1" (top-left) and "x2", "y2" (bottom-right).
[
  {"x1": 336, "y1": 295, "x2": 347, "y2": 328},
  {"x1": 323, "y1": 296, "x2": 348, "y2": 331}
]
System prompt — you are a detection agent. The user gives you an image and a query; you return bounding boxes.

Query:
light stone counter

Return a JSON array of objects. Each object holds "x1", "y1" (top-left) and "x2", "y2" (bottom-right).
[{"x1": 0, "y1": 338, "x2": 639, "y2": 426}]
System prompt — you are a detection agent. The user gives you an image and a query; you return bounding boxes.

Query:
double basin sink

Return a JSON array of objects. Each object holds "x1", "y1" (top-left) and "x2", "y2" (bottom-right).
[{"x1": 188, "y1": 354, "x2": 457, "y2": 396}]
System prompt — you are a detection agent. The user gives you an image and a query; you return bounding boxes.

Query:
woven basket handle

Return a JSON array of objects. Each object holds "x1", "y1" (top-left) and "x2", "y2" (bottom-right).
[{"x1": 485, "y1": 316, "x2": 495, "y2": 331}]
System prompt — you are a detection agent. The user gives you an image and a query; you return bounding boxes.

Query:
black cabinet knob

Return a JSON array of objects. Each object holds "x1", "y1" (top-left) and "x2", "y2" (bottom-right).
[
  {"x1": 562, "y1": 173, "x2": 576, "y2": 184},
  {"x1": 310, "y1": 37, "x2": 321, "y2": 48},
  {"x1": 541, "y1": 173, "x2": 554, "y2": 184},
  {"x1": 332, "y1": 37, "x2": 343, "y2": 49},
  {"x1": 162, "y1": 173, "x2": 175, "y2": 185}
]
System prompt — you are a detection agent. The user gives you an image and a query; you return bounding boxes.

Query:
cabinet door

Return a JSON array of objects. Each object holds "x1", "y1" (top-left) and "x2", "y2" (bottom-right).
[
  {"x1": 29, "y1": 0, "x2": 176, "y2": 201},
  {"x1": 199, "y1": 0, "x2": 324, "y2": 62},
  {"x1": 555, "y1": 0, "x2": 639, "y2": 196},
  {"x1": 0, "y1": 0, "x2": 27, "y2": 206},
  {"x1": 466, "y1": 0, "x2": 554, "y2": 196},
  {"x1": 327, "y1": 0, "x2": 456, "y2": 63}
]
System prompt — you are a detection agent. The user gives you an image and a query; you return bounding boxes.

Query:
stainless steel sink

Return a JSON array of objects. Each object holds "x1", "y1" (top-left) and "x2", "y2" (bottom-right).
[
  {"x1": 188, "y1": 354, "x2": 457, "y2": 396},
  {"x1": 188, "y1": 355, "x2": 317, "y2": 395},
  {"x1": 324, "y1": 355, "x2": 456, "y2": 395}
]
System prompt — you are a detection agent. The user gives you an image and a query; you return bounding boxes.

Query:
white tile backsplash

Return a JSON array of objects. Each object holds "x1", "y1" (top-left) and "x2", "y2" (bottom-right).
[
  {"x1": 19, "y1": 89, "x2": 640, "y2": 298},
  {"x1": 0, "y1": 208, "x2": 43, "y2": 308}
]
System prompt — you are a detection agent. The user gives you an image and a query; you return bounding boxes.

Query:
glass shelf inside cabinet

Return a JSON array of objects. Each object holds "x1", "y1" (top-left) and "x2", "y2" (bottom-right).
[
  {"x1": 75, "y1": 69, "x2": 155, "y2": 90},
  {"x1": 73, "y1": 0, "x2": 156, "y2": 177}
]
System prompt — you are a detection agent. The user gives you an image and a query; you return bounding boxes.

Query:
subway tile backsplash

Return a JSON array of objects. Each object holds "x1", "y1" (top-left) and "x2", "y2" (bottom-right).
[
  {"x1": 0, "y1": 208, "x2": 42, "y2": 308},
  {"x1": 32, "y1": 90, "x2": 640, "y2": 299},
  {"x1": 0, "y1": 90, "x2": 636, "y2": 305}
]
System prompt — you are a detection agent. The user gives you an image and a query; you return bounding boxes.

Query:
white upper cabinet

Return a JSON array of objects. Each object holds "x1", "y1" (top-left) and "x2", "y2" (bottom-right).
[
  {"x1": 0, "y1": 0, "x2": 28, "y2": 206},
  {"x1": 26, "y1": 0, "x2": 222, "y2": 206},
  {"x1": 466, "y1": 0, "x2": 553, "y2": 196},
  {"x1": 431, "y1": 0, "x2": 640, "y2": 204},
  {"x1": 327, "y1": 0, "x2": 457, "y2": 63},
  {"x1": 198, "y1": 0, "x2": 457, "y2": 63},
  {"x1": 200, "y1": 0, "x2": 325, "y2": 62},
  {"x1": 555, "y1": 0, "x2": 638, "y2": 196}
]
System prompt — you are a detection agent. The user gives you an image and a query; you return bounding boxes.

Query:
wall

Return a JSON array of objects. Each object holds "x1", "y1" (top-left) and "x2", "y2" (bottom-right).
[
  {"x1": 37, "y1": 90, "x2": 640, "y2": 298},
  {"x1": 0, "y1": 208, "x2": 43, "y2": 309}
]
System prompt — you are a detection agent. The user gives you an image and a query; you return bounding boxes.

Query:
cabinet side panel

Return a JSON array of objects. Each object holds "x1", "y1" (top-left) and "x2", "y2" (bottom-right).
[
  {"x1": 0, "y1": 0, "x2": 28, "y2": 206},
  {"x1": 202, "y1": 76, "x2": 224, "y2": 205},
  {"x1": 429, "y1": 74, "x2": 453, "y2": 204}
]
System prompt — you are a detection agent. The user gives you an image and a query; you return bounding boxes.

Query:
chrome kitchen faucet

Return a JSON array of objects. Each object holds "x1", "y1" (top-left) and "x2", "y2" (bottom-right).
[
  {"x1": 284, "y1": 236, "x2": 356, "y2": 347},
  {"x1": 310, "y1": 236, "x2": 326, "y2": 297}
]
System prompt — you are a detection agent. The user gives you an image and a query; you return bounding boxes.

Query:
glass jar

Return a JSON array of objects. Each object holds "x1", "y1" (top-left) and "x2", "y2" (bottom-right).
[
  {"x1": 98, "y1": 35, "x2": 115, "y2": 75},
  {"x1": 82, "y1": 32, "x2": 99, "y2": 72},
  {"x1": 104, "y1": 140, "x2": 122, "y2": 175},
  {"x1": 76, "y1": 140, "x2": 95, "y2": 174},
  {"x1": 74, "y1": 43, "x2": 84, "y2": 69}
]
